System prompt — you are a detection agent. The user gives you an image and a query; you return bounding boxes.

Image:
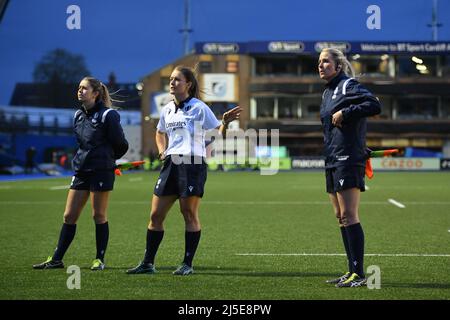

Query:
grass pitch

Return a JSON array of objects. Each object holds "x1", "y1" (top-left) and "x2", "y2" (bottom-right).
[{"x1": 0, "y1": 171, "x2": 449, "y2": 300}]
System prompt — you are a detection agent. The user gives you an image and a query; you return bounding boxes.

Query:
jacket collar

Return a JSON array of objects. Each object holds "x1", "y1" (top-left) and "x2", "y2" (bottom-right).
[
  {"x1": 325, "y1": 72, "x2": 347, "y2": 89},
  {"x1": 82, "y1": 101, "x2": 105, "y2": 115}
]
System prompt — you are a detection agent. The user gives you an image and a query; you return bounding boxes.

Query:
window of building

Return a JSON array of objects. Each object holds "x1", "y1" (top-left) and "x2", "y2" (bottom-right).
[
  {"x1": 254, "y1": 56, "x2": 300, "y2": 76},
  {"x1": 209, "y1": 102, "x2": 235, "y2": 119},
  {"x1": 397, "y1": 55, "x2": 438, "y2": 76},
  {"x1": 442, "y1": 97, "x2": 450, "y2": 119},
  {"x1": 300, "y1": 96, "x2": 321, "y2": 119},
  {"x1": 350, "y1": 54, "x2": 391, "y2": 77},
  {"x1": 199, "y1": 61, "x2": 212, "y2": 73},
  {"x1": 397, "y1": 97, "x2": 439, "y2": 120},
  {"x1": 278, "y1": 97, "x2": 300, "y2": 119},
  {"x1": 442, "y1": 55, "x2": 450, "y2": 77},
  {"x1": 377, "y1": 96, "x2": 393, "y2": 119},
  {"x1": 299, "y1": 55, "x2": 319, "y2": 75},
  {"x1": 161, "y1": 77, "x2": 170, "y2": 92},
  {"x1": 226, "y1": 61, "x2": 239, "y2": 73},
  {"x1": 255, "y1": 97, "x2": 275, "y2": 118}
]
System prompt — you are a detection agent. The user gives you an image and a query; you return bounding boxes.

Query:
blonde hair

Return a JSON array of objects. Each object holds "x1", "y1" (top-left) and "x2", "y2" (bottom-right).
[
  {"x1": 321, "y1": 48, "x2": 356, "y2": 78},
  {"x1": 82, "y1": 77, "x2": 113, "y2": 107}
]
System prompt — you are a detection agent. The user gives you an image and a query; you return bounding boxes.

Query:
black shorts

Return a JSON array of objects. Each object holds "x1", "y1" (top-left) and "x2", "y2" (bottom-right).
[
  {"x1": 154, "y1": 155, "x2": 207, "y2": 198},
  {"x1": 325, "y1": 165, "x2": 365, "y2": 193},
  {"x1": 70, "y1": 171, "x2": 115, "y2": 192}
]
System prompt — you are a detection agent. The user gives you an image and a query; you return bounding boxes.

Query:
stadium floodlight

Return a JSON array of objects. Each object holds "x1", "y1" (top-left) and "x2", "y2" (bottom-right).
[
  {"x1": 416, "y1": 64, "x2": 427, "y2": 71},
  {"x1": 412, "y1": 56, "x2": 424, "y2": 64}
]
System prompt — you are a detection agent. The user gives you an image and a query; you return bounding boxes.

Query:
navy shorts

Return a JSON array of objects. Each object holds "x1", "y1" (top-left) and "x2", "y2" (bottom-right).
[
  {"x1": 325, "y1": 166, "x2": 365, "y2": 193},
  {"x1": 70, "y1": 171, "x2": 115, "y2": 191},
  {"x1": 154, "y1": 155, "x2": 207, "y2": 198}
]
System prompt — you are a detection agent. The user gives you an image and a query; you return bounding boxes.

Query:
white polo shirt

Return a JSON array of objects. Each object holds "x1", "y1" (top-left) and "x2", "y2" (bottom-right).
[{"x1": 157, "y1": 97, "x2": 221, "y2": 157}]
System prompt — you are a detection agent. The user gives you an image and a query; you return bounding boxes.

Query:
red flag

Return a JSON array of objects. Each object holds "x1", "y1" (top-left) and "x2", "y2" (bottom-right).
[{"x1": 365, "y1": 158, "x2": 373, "y2": 179}]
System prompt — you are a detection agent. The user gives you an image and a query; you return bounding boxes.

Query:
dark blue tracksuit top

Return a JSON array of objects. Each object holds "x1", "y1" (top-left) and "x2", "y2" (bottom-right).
[
  {"x1": 320, "y1": 72, "x2": 381, "y2": 169},
  {"x1": 72, "y1": 101, "x2": 129, "y2": 172}
]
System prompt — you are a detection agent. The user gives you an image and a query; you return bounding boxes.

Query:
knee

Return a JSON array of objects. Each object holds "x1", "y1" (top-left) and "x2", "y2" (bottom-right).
[
  {"x1": 63, "y1": 212, "x2": 77, "y2": 224},
  {"x1": 181, "y1": 208, "x2": 199, "y2": 226},
  {"x1": 334, "y1": 210, "x2": 341, "y2": 220},
  {"x1": 92, "y1": 208, "x2": 107, "y2": 224},
  {"x1": 340, "y1": 210, "x2": 358, "y2": 226},
  {"x1": 93, "y1": 214, "x2": 107, "y2": 224},
  {"x1": 338, "y1": 216, "x2": 347, "y2": 226},
  {"x1": 149, "y1": 211, "x2": 164, "y2": 229}
]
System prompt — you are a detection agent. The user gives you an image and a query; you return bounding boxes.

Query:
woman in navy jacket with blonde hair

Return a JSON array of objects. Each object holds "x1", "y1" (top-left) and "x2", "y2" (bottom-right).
[{"x1": 318, "y1": 48, "x2": 381, "y2": 287}]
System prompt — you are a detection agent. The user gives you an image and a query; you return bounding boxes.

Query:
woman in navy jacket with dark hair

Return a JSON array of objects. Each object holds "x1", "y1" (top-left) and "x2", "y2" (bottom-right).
[
  {"x1": 318, "y1": 48, "x2": 381, "y2": 288},
  {"x1": 33, "y1": 77, "x2": 128, "y2": 271}
]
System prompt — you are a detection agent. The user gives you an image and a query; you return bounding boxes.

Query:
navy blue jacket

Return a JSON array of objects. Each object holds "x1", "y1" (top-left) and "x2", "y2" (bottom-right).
[
  {"x1": 320, "y1": 73, "x2": 381, "y2": 168},
  {"x1": 72, "y1": 102, "x2": 129, "y2": 172}
]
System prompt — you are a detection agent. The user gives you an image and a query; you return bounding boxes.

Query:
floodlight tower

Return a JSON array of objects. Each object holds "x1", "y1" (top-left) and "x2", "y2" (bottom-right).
[
  {"x1": 427, "y1": 0, "x2": 442, "y2": 41},
  {"x1": 179, "y1": 0, "x2": 193, "y2": 55}
]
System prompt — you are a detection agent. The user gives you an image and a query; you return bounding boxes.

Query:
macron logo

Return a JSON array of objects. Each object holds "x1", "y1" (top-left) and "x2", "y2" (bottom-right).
[
  {"x1": 339, "y1": 179, "x2": 344, "y2": 186},
  {"x1": 188, "y1": 186, "x2": 194, "y2": 192}
]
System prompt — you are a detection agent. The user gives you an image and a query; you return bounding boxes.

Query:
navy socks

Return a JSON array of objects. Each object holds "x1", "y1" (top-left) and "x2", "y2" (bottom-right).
[
  {"x1": 340, "y1": 226, "x2": 353, "y2": 274},
  {"x1": 143, "y1": 229, "x2": 164, "y2": 264},
  {"x1": 183, "y1": 230, "x2": 201, "y2": 267},
  {"x1": 53, "y1": 223, "x2": 76, "y2": 261},
  {"x1": 95, "y1": 222, "x2": 109, "y2": 262},
  {"x1": 345, "y1": 223, "x2": 365, "y2": 277}
]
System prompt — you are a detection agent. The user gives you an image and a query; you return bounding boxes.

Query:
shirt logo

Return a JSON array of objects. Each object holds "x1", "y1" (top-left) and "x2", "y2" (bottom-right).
[
  {"x1": 166, "y1": 121, "x2": 187, "y2": 129},
  {"x1": 336, "y1": 155, "x2": 349, "y2": 161}
]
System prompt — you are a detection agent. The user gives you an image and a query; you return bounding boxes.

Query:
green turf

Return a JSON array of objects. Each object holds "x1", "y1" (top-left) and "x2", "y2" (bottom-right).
[{"x1": 0, "y1": 171, "x2": 449, "y2": 299}]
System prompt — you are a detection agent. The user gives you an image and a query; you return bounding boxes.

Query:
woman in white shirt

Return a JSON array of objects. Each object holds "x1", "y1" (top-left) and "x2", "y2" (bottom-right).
[{"x1": 127, "y1": 66, "x2": 241, "y2": 275}]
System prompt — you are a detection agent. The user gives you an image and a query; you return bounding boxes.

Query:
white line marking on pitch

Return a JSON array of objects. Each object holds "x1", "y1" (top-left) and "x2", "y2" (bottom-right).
[
  {"x1": 388, "y1": 198, "x2": 405, "y2": 208},
  {"x1": 365, "y1": 185, "x2": 370, "y2": 190},
  {"x1": 236, "y1": 253, "x2": 450, "y2": 257},
  {"x1": 49, "y1": 185, "x2": 69, "y2": 190},
  {"x1": 128, "y1": 177, "x2": 143, "y2": 182}
]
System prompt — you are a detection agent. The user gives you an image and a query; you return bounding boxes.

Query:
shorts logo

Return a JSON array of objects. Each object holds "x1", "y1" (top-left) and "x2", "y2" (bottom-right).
[
  {"x1": 71, "y1": 176, "x2": 75, "y2": 186},
  {"x1": 99, "y1": 182, "x2": 103, "y2": 187},
  {"x1": 188, "y1": 186, "x2": 194, "y2": 192},
  {"x1": 339, "y1": 179, "x2": 344, "y2": 186},
  {"x1": 155, "y1": 179, "x2": 161, "y2": 189}
]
